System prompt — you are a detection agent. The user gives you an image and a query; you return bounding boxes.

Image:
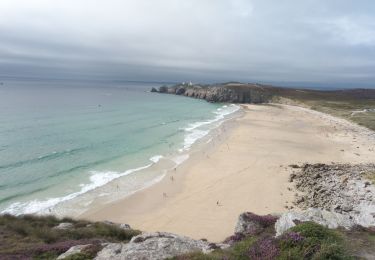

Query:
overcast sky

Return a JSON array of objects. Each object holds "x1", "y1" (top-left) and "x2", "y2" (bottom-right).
[{"x1": 0, "y1": 0, "x2": 375, "y2": 87}]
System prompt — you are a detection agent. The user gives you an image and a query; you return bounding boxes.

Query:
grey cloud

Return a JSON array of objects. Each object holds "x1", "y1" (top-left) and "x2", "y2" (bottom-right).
[{"x1": 0, "y1": 0, "x2": 374, "y2": 87}]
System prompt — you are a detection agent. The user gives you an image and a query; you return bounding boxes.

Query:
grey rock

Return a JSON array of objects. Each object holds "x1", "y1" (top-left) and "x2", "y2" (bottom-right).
[
  {"x1": 235, "y1": 213, "x2": 262, "y2": 234},
  {"x1": 119, "y1": 223, "x2": 131, "y2": 230},
  {"x1": 291, "y1": 163, "x2": 375, "y2": 227},
  {"x1": 54, "y1": 222, "x2": 74, "y2": 230},
  {"x1": 158, "y1": 86, "x2": 168, "y2": 93},
  {"x1": 234, "y1": 212, "x2": 278, "y2": 235},
  {"x1": 275, "y1": 208, "x2": 354, "y2": 236},
  {"x1": 102, "y1": 221, "x2": 131, "y2": 230},
  {"x1": 95, "y1": 232, "x2": 225, "y2": 260},
  {"x1": 57, "y1": 244, "x2": 91, "y2": 259}
]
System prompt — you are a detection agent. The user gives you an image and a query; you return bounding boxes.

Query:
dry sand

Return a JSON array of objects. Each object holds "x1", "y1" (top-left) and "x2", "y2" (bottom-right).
[{"x1": 83, "y1": 104, "x2": 375, "y2": 242}]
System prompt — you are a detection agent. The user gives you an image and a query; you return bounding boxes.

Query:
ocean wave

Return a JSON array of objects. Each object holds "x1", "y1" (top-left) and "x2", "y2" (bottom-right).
[
  {"x1": 0, "y1": 147, "x2": 89, "y2": 171},
  {"x1": 182, "y1": 104, "x2": 240, "y2": 151},
  {"x1": 149, "y1": 155, "x2": 163, "y2": 163},
  {"x1": 1, "y1": 164, "x2": 152, "y2": 215}
]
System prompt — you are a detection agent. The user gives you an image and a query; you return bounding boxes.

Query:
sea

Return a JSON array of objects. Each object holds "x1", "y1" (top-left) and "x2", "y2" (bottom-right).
[{"x1": 0, "y1": 79, "x2": 239, "y2": 216}]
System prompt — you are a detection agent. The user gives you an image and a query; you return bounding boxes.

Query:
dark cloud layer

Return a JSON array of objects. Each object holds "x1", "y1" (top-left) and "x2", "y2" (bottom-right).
[{"x1": 0, "y1": 0, "x2": 375, "y2": 87}]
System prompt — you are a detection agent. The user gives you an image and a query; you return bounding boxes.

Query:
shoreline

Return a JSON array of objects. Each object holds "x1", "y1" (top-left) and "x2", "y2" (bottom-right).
[
  {"x1": 82, "y1": 104, "x2": 375, "y2": 242},
  {"x1": 0, "y1": 102, "x2": 241, "y2": 216},
  {"x1": 47, "y1": 104, "x2": 243, "y2": 217},
  {"x1": 78, "y1": 105, "x2": 243, "y2": 217}
]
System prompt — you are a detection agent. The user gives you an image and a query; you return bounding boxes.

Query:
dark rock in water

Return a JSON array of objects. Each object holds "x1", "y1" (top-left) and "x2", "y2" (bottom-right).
[
  {"x1": 158, "y1": 86, "x2": 168, "y2": 93},
  {"x1": 175, "y1": 87, "x2": 186, "y2": 95},
  {"x1": 150, "y1": 87, "x2": 158, "y2": 92}
]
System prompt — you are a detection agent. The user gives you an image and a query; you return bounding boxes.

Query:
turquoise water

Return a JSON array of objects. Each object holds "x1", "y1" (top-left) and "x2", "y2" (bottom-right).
[{"x1": 0, "y1": 80, "x2": 238, "y2": 215}]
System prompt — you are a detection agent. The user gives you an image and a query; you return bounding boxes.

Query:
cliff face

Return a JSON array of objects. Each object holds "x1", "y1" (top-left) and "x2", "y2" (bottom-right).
[{"x1": 152, "y1": 83, "x2": 273, "y2": 103}]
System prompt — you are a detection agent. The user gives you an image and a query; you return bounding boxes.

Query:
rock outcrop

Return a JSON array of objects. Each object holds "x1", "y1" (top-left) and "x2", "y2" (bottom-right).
[
  {"x1": 57, "y1": 245, "x2": 92, "y2": 260},
  {"x1": 152, "y1": 83, "x2": 273, "y2": 103},
  {"x1": 53, "y1": 222, "x2": 74, "y2": 230},
  {"x1": 94, "y1": 232, "x2": 228, "y2": 260},
  {"x1": 234, "y1": 212, "x2": 278, "y2": 234},
  {"x1": 275, "y1": 208, "x2": 355, "y2": 236},
  {"x1": 289, "y1": 163, "x2": 375, "y2": 227},
  {"x1": 101, "y1": 220, "x2": 132, "y2": 230}
]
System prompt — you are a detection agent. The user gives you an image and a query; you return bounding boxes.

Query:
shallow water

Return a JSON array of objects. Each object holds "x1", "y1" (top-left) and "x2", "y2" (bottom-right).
[{"x1": 0, "y1": 80, "x2": 239, "y2": 215}]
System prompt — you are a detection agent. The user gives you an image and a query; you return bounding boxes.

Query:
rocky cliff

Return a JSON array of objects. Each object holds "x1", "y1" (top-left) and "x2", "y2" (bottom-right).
[{"x1": 151, "y1": 83, "x2": 274, "y2": 103}]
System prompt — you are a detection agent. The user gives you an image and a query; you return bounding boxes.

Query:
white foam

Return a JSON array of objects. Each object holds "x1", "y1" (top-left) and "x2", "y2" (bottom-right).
[
  {"x1": 149, "y1": 155, "x2": 163, "y2": 163},
  {"x1": 2, "y1": 105, "x2": 240, "y2": 216},
  {"x1": 183, "y1": 129, "x2": 210, "y2": 150},
  {"x1": 181, "y1": 104, "x2": 240, "y2": 151},
  {"x1": 1, "y1": 164, "x2": 152, "y2": 215},
  {"x1": 171, "y1": 154, "x2": 190, "y2": 165}
]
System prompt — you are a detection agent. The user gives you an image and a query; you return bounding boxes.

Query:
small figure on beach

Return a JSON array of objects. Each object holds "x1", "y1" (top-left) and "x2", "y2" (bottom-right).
[
  {"x1": 216, "y1": 201, "x2": 220, "y2": 206},
  {"x1": 170, "y1": 176, "x2": 174, "y2": 181},
  {"x1": 174, "y1": 167, "x2": 176, "y2": 171},
  {"x1": 163, "y1": 192, "x2": 167, "y2": 198}
]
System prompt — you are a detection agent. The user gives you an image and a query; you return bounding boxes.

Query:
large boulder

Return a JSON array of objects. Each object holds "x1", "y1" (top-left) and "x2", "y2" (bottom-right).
[
  {"x1": 102, "y1": 220, "x2": 131, "y2": 230},
  {"x1": 175, "y1": 87, "x2": 186, "y2": 95},
  {"x1": 275, "y1": 208, "x2": 355, "y2": 236},
  {"x1": 235, "y1": 212, "x2": 278, "y2": 234},
  {"x1": 53, "y1": 222, "x2": 74, "y2": 230},
  {"x1": 95, "y1": 232, "x2": 227, "y2": 260},
  {"x1": 57, "y1": 244, "x2": 91, "y2": 259},
  {"x1": 158, "y1": 86, "x2": 168, "y2": 93}
]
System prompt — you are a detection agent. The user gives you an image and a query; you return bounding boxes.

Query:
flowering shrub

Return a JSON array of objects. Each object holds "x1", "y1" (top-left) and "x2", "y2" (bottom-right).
[
  {"x1": 223, "y1": 232, "x2": 246, "y2": 244},
  {"x1": 281, "y1": 231, "x2": 304, "y2": 246},
  {"x1": 247, "y1": 236, "x2": 279, "y2": 260}
]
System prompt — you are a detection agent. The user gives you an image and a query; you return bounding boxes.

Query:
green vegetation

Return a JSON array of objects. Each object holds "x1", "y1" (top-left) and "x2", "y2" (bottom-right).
[
  {"x1": 0, "y1": 214, "x2": 140, "y2": 259},
  {"x1": 1, "y1": 214, "x2": 374, "y2": 259},
  {"x1": 173, "y1": 222, "x2": 375, "y2": 259},
  {"x1": 271, "y1": 88, "x2": 375, "y2": 131},
  {"x1": 364, "y1": 171, "x2": 375, "y2": 184}
]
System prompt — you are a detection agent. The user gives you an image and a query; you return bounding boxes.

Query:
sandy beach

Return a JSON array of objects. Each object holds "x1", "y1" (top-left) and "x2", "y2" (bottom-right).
[{"x1": 83, "y1": 104, "x2": 375, "y2": 242}]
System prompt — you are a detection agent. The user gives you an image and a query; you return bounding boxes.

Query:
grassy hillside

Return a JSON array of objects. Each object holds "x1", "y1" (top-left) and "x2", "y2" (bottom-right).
[
  {"x1": 1, "y1": 214, "x2": 374, "y2": 259},
  {"x1": 160, "y1": 83, "x2": 375, "y2": 131},
  {"x1": 173, "y1": 221, "x2": 375, "y2": 260},
  {"x1": 0, "y1": 214, "x2": 140, "y2": 259},
  {"x1": 264, "y1": 86, "x2": 375, "y2": 131}
]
